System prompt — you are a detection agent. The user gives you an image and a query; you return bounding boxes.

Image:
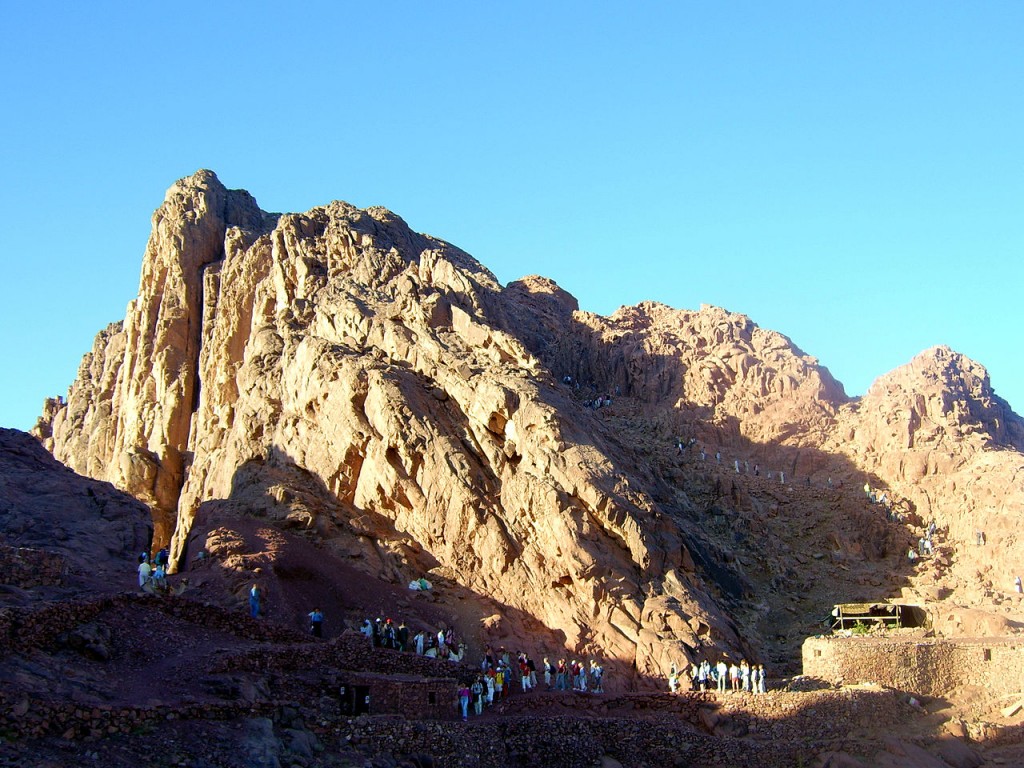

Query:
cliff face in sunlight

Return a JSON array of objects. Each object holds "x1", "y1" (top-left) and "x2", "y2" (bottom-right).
[{"x1": 34, "y1": 170, "x2": 1024, "y2": 681}]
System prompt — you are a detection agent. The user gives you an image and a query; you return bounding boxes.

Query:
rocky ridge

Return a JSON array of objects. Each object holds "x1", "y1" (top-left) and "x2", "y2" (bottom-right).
[{"x1": 32, "y1": 170, "x2": 1024, "y2": 685}]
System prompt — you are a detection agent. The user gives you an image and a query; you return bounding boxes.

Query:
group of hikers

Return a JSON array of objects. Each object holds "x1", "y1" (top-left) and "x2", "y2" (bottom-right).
[
  {"x1": 456, "y1": 650, "x2": 605, "y2": 719},
  {"x1": 137, "y1": 549, "x2": 170, "y2": 592},
  {"x1": 670, "y1": 658, "x2": 767, "y2": 695}
]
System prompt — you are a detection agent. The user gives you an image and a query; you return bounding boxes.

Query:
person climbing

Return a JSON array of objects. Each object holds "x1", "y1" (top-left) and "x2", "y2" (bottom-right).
[{"x1": 308, "y1": 608, "x2": 324, "y2": 637}]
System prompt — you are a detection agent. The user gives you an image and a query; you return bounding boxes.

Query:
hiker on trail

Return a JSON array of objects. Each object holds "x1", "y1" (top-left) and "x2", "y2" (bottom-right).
[
  {"x1": 1015, "y1": 576, "x2": 1022, "y2": 594},
  {"x1": 471, "y1": 676, "x2": 484, "y2": 715},
  {"x1": 361, "y1": 619, "x2": 374, "y2": 645},
  {"x1": 716, "y1": 660, "x2": 728, "y2": 693},
  {"x1": 458, "y1": 684, "x2": 471, "y2": 720},
  {"x1": 908, "y1": 548, "x2": 919, "y2": 562},
  {"x1": 590, "y1": 660, "x2": 604, "y2": 693},
  {"x1": 715, "y1": 451, "x2": 721, "y2": 464},
  {"x1": 485, "y1": 670, "x2": 495, "y2": 705},
  {"x1": 976, "y1": 530, "x2": 986, "y2": 546},
  {"x1": 137, "y1": 558, "x2": 152, "y2": 590},
  {"x1": 779, "y1": 471, "x2": 785, "y2": 484},
  {"x1": 698, "y1": 660, "x2": 710, "y2": 691},
  {"x1": 668, "y1": 662, "x2": 679, "y2": 693},
  {"x1": 308, "y1": 608, "x2": 324, "y2": 637},
  {"x1": 249, "y1": 584, "x2": 261, "y2": 618},
  {"x1": 576, "y1": 660, "x2": 588, "y2": 692},
  {"x1": 734, "y1": 459, "x2": 740, "y2": 473},
  {"x1": 493, "y1": 665, "x2": 504, "y2": 700}
]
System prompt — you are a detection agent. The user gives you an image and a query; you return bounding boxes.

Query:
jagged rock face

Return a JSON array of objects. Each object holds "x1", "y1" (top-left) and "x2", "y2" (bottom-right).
[
  {"x1": 36, "y1": 171, "x2": 744, "y2": 681},
  {"x1": 503, "y1": 281, "x2": 847, "y2": 446}
]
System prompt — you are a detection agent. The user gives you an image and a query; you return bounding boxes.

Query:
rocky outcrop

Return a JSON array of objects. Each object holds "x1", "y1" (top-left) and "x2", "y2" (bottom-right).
[
  {"x1": 34, "y1": 171, "x2": 751, "y2": 683},
  {"x1": 829, "y1": 347, "x2": 1024, "y2": 603}
]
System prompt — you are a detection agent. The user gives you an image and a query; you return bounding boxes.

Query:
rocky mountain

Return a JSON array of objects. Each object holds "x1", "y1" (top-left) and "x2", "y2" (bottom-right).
[{"x1": 32, "y1": 170, "x2": 1024, "y2": 685}]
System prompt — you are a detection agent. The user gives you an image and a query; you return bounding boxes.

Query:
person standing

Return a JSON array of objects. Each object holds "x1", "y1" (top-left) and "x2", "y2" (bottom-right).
[
  {"x1": 458, "y1": 684, "x2": 470, "y2": 721},
  {"x1": 471, "y1": 676, "x2": 484, "y2": 715},
  {"x1": 1015, "y1": 575, "x2": 1022, "y2": 594},
  {"x1": 716, "y1": 659, "x2": 728, "y2": 693},
  {"x1": 249, "y1": 584, "x2": 261, "y2": 618},
  {"x1": 308, "y1": 608, "x2": 324, "y2": 637},
  {"x1": 137, "y1": 558, "x2": 152, "y2": 590}
]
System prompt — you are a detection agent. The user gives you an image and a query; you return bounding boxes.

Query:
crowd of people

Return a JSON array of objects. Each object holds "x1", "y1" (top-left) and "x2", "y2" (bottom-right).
[
  {"x1": 456, "y1": 649, "x2": 605, "y2": 719},
  {"x1": 136, "y1": 549, "x2": 170, "y2": 592},
  {"x1": 669, "y1": 658, "x2": 767, "y2": 695}
]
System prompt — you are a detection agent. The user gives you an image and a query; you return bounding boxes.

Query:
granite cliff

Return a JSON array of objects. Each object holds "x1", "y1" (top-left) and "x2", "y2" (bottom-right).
[{"x1": 33, "y1": 170, "x2": 1024, "y2": 685}]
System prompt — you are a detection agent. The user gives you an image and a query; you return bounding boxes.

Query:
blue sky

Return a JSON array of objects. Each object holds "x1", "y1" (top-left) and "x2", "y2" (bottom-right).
[{"x1": 1, "y1": 2, "x2": 1022, "y2": 431}]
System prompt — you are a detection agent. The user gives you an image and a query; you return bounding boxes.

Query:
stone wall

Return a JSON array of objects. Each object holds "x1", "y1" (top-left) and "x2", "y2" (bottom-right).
[
  {"x1": 802, "y1": 635, "x2": 1024, "y2": 697},
  {"x1": 0, "y1": 545, "x2": 67, "y2": 588},
  {"x1": 0, "y1": 592, "x2": 307, "y2": 655}
]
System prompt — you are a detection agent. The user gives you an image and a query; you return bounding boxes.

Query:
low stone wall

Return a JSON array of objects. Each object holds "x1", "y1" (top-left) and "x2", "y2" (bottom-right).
[
  {"x1": 0, "y1": 545, "x2": 67, "y2": 588},
  {"x1": 324, "y1": 688, "x2": 919, "y2": 768},
  {"x1": 213, "y1": 630, "x2": 476, "y2": 680},
  {"x1": 802, "y1": 635, "x2": 1024, "y2": 697},
  {"x1": 0, "y1": 688, "x2": 274, "y2": 741},
  {"x1": 0, "y1": 592, "x2": 310, "y2": 655}
]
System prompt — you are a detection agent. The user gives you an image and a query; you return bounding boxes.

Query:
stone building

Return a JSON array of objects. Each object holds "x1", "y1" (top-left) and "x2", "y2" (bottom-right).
[{"x1": 802, "y1": 635, "x2": 1024, "y2": 697}]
